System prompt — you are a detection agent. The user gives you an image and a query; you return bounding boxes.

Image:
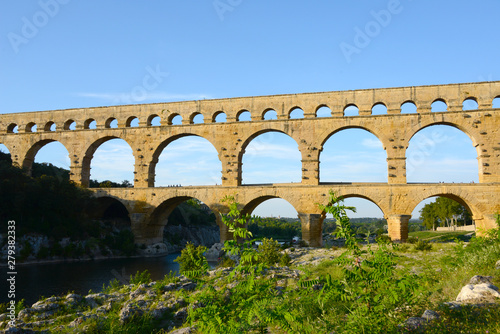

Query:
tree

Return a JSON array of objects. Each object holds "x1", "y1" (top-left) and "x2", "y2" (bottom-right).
[{"x1": 419, "y1": 197, "x2": 471, "y2": 230}]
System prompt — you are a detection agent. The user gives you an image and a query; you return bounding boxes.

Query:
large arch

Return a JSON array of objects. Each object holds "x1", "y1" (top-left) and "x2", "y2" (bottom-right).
[
  {"x1": 319, "y1": 127, "x2": 387, "y2": 183},
  {"x1": 89, "y1": 196, "x2": 132, "y2": 226},
  {"x1": 239, "y1": 130, "x2": 302, "y2": 185},
  {"x1": 406, "y1": 124, "x2": 479, "y2": 183},
  {"x1": 82, "y1": 136, "x2": 135, "y2": 187},
  {"x1": 150, "y1": 134, "x2": 222, "y2": 187},
  {"x1": 22, "y1": 139, "x2": 70, "y2": 176}
]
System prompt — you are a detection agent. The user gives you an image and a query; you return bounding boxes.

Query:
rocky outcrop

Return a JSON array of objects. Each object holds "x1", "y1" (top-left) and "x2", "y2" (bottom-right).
[{"x1": 163, "y1": 225, "x2": 219, "y2": 253}]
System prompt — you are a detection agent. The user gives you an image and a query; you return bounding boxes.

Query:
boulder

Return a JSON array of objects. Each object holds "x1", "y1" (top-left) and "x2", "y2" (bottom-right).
[
  {"x1": 456, "y1": 282, "x2": 500, "y2": 303},
  {"x1": 205, "y1": 243, "x2": 224, "y2": 262}
]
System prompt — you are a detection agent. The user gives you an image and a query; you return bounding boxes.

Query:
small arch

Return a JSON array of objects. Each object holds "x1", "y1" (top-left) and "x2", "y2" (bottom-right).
[
  {"x1": 316, "y1": 105, "x2": 332, "y2": 118},
  {"x1": 431, "y1": 99, "x2": 447, "y2": 112},
  {"x1": 243, "y1": 196, "x2": 299, "y2": 220},
  {"x1": 289, "y1": 107, "x2": 304, "y2": 119},
  {"x1": 263, "y1": 109, "x2": 277, "y2": 120},
  {"x1": 44, "y1": 121, "x2": 56, "y2": 132},
  {"x1": 84, "y1": 119, "x2": 97, "y2": 129},
  {"x1": 191, "y1": 113, "x2": 204, "y2": 124},
  {"x1": 7, "y1": 123, "x2": 18, "y2": 133},
  {"x1": 147, "y1": 114, "x2": 161, "y2": 126},
  {"x1": 105, "y1": 117, "x2": 118, "y2": 128},
  {"x1": 25, "y1": 122, "x2": 37, "y2": 133},
  {"x1": 126, "y1": 116, "x2": 139, "y2": 127},
  {"x1": 492, "y1": 96, "x2": 500, "y2": 108},
  {"x1": 335, "y1": 195, "x2": 386, "y2": 219},
  {"x1": 371, "y1": 103, "x2": 387, "y2": 115},
  {"x1": 344, "y1": 104, "x2": 359, "y2": 116},
  {"x1": 462, "y1": 97, "x2": 478, "y2": 111},
  {"x1": 401, "y1": 101, "x2": 417, "y2": 114},
  {"x1": 237, "y1": 110, "x2": 251, "y2": 122},
  {"x1": 168, "y1": 114, "x2": 182, "y2": 125},
  {"x1": 64, "y1": 120, "x2": 76, "y2": 130},
  {"x1": 213, "y1": 111, "x2": 226, "y2": 123}
]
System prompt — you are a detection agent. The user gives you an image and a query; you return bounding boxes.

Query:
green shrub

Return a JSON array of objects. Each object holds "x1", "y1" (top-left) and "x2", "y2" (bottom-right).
[
  {"x1": 375, "y1": 234, "x2": 392, "y2": 244},
  {"x1": 174, "y1": 242, "x2": 208, "y2": 278},
  {"x1": 217, "y1": 256, "x2": 236, "y2": 268},
  {"x1": 407, "y1": 236, "x2": 419, "y2": 244},
  {"x1": 129, "y1": 270, "x2": 151, "y2": 285},
  {"x1": 414, "y1": 240, "x2": 433, "y2": 251},
  {"x1": 258, "y1": 238, "x2": 281, "y2": 266},
  {"x1": 279, "y1": 252, "x2": 292, "y2": 266},
  {"x1": 298, "y1": 240, "x2": 309, "y2": 247}
]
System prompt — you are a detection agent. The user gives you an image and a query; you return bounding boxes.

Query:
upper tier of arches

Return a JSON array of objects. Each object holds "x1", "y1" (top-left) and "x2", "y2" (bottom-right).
[{"x1": 3, "y1": 82, "x2": 500, "y2": 134}]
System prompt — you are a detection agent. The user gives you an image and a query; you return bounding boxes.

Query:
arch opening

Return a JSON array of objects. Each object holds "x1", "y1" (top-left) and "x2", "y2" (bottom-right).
[
  {"x1": 84, "y1": 119, "x2": 97, "y2": 129},
  {"x1": 411, "y1": 195, "x2": 474, "y2": 232},
  {"x1": 462, "y1": 98, "x2": 478, "y2": 111},
  {"x1": 431, "y1": 99, "x2": 447, "y2": 112},
  {"x1": 401, "y1": 101, "x2": 417, "y2": 114},
  {"x1": 7, "y1": 123, "x2": 18, "y2": 133},
  {"x1": 344, "y1": 104, "x2": 359, "y2": 116},
  {"x1": 153, "y1": 135, "x2": 222, "y2": 187},
  {"x1": 320, "y1": 128, "x2": 387, "y2": 183},
  {"x1": 316, "y1": 106, "x2": 331, "y2": 118},
  {"x1": 149, "y1": 197, "x2": 220, "y2": 249},
  {"x1": 26, "y1": 122, "x2": 37, "y2": 133},
  {"x1": 90, "y1": 197, "x2": 131, "y2": 227},
  {"x1": 371, "y1": 103, "x2": 387, "y2": 115},
  {"x1": 213, "y1": 111, "x2": 226, "y2": 123},
  {"x1": 493, "y1": 97, "x2": 500, "y2": 108},
  {"x1": 244, "y1": 197, "x2": 301, "y2": 242},
  {"x1": 406, "y1": 125, "x2": 478, "y2": 183},
  {"x1": 168, "y1": 114, "x2": 182, "y2": 125},
  {"x1": 191, "y1": 113, "x2": 204, "y2": 124},
  {"x1": 64, "y1": 120, "x2": 76, "y2": 130},
  {"x1": 263, "y1": 109, "x2": 277, "y2": 120},
  {"x1": 237, "y1": 110, "x2": 251, "y2": 122},
  {"x1": 289, "y1": 107, "x2": 304, "y2": 119},
  {"x1": 44, "y1": 121, "x2": 56, "y2": 132},
  {"x1": 148, "y1": 115, "x2": 161, "y2": 126},
  {"x1": 85, "y1": 138, "x2": 135, "y2": 187},
  {"x1": 241, "y1": 131, "x2": 301, "y2": 185},
  {"x1": 0, "y1": 144, "x2": 11, "y2": 165},
  {"x1": 105, "y1": 118, "x2": 118, "y2": 129},
  {"x1": 24, "y1": 140, "x2": 70, "y2": 179},
  {"x1": 126, "y1": 116, "x2": 140, "y2": 127}
]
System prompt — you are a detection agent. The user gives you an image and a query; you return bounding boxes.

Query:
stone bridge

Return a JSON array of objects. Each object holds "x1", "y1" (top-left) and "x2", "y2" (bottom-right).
[{"x1": 1, "y1": 81, "x2": 499, "y2": 246}]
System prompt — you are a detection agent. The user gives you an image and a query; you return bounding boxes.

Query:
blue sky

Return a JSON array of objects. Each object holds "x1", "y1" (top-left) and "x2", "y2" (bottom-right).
[{"x1": 0, "y1": 0, "x2": 497, "y2": 219}]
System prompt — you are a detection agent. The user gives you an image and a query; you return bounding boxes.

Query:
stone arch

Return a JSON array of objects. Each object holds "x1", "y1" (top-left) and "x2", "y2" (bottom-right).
[
  {"x1": 212, "y1": 111, "x2": 226, "y2": 123},
  {"x1": 44, "y1": 121, "x2": 56, "y2": 132},
  {"x1": 493, "y1": 96, "x2": 500, "y2": 108},
  {"x1": 371, "y1": 102, "x2": 388, "y2": 115},
  {"x1": 315, "y1": 105, "x2": 332, "y2": 118},
  {"x1": 343, "y1": 104, "x2": 359, "y2": 116},
  {"x1": 0, "y1": 143, "x2": 12, "y2": 165},
  {"x1": 431, "y1": 98, "x2": 448, "y2": 112},
  {"x1": 190, "y1": 112, "x2": 204, "y2": 124},
  {"x1": 81, "y1": 136, "x2": 135, "y2": 187},
  {"x1": 333, "y1": 192, "x2": 388, "y2": 218},
  {"x1": 126, "y1": 116, "x2": 139, "y2": 127},
  {"x1": 262, "y1": 108, "x2": 277, "y2": 120},
  {"x1": 25, "y1": 122, "x2": 37, "y2": 133},
  {"x1": 239, "y1": 129, "x2": 302, "y2": 185},
  {"x1": 409, "y1": 190, "x2": 480, "y2": 221},
  {"x1": 147, "y1": 114, "x2": 161, "y2": 126},
  {"x1": 406, "y1": 123, "x2": 479, "y2": 183},
  {"x1": 64, "y1": 119, "x2": 76, "y2": 130},
  {"x1": 167, "y1": 113, "x2": 182, "y2": 125},
  {"x1": 149, "y1": 133, "x2": 221, "y2": 187},
  {"x1": 89, "y1": 196, "x2": 132, "y2": 225},
  {"x1": 84, "y1": 118, "x2": 96, "y2": 129},
  {"x1": 401, "y1": 101, "x2": 417, "y2": 114},
  {"x1": 236, "y1": 110, "x2": 251, "y2": 122},
  {"x1": 105, "y1": 117, "x2": 118, "y2": 128},
  {"x1": 319, "y1": 125, "x2": 385, "y2": 150},
  {"x1": 289, "y1": 106, "x2": 304, "y2": 119},
  {"x1": 7, "y1": 123, "x2": 18, "y2": 133},
  {"x1": 22, "y1": 139, "x2": 70, "y2": 175},
  {"x1": 242, "y1": 195, "x2": 298, "y2": 217},
  {"x1": 462, "y1": 97, "x2": 478, "y2": 111}
]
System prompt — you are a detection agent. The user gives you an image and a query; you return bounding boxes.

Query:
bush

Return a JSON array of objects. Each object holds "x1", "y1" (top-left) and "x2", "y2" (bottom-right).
[
  {"x1": 217, "y1": 256, "x2": 236, "y2": 268},
  {"x1": 407, "y1": 236, "x2": 419, "y2": 244},
  {"x1": 175, "y1": 242, "x2": 208, "y2": 277},
  {"x1": 375, "y1": 234, "x2": 392, "y2": 244},
  {"x1": 129, "y1": 270, "x2": 151, "y2": 285},
  {"x1": 258, "y1": 238, "x2": 281, "y2": 266},
  {"x1": 414, "y1": 240, "x2": 433, "y2": 251},
  {"x1": 279, "y1": 252, "x2": 292, "y2": 266}
]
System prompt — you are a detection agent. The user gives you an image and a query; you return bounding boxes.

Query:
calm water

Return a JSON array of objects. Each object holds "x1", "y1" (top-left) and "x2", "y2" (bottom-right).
[{"x1": 1, "y1": 253, "x2": 181, "y2": 306}]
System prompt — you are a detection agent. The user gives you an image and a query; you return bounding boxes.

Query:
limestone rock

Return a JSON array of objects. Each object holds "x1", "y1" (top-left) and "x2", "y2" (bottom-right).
[
  {"x1": 205, "y1": 243, "x2": 224, "y2": 262},
  {"x1": 495, "y1": 259, "x2": 500, "y2": 270},
  {"x1": 119, "y1": 302, "x2": 145, "y2": 324},
  {"x1": 456, "y1": 283, "x2": 500, "y2": 303},
  {"x1": 422, "y1": 309, "x2": 440, "y2": 321},
  {"x1": 169, "y1": 327, "x2": 196, "y2": 334},
  {"x1": 469, "y1": 275, "x2": 493, "y2": 285}
]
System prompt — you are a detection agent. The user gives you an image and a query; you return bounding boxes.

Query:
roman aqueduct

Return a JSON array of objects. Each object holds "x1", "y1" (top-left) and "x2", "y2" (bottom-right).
[{"x1": 1, "y1": 81, "x2": 499, "y2": 246}]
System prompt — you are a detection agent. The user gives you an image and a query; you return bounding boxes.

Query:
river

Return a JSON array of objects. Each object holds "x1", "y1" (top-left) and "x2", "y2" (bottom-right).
[{"x1": 1, "y1": 253, "x2": 182, "y2": 306}]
